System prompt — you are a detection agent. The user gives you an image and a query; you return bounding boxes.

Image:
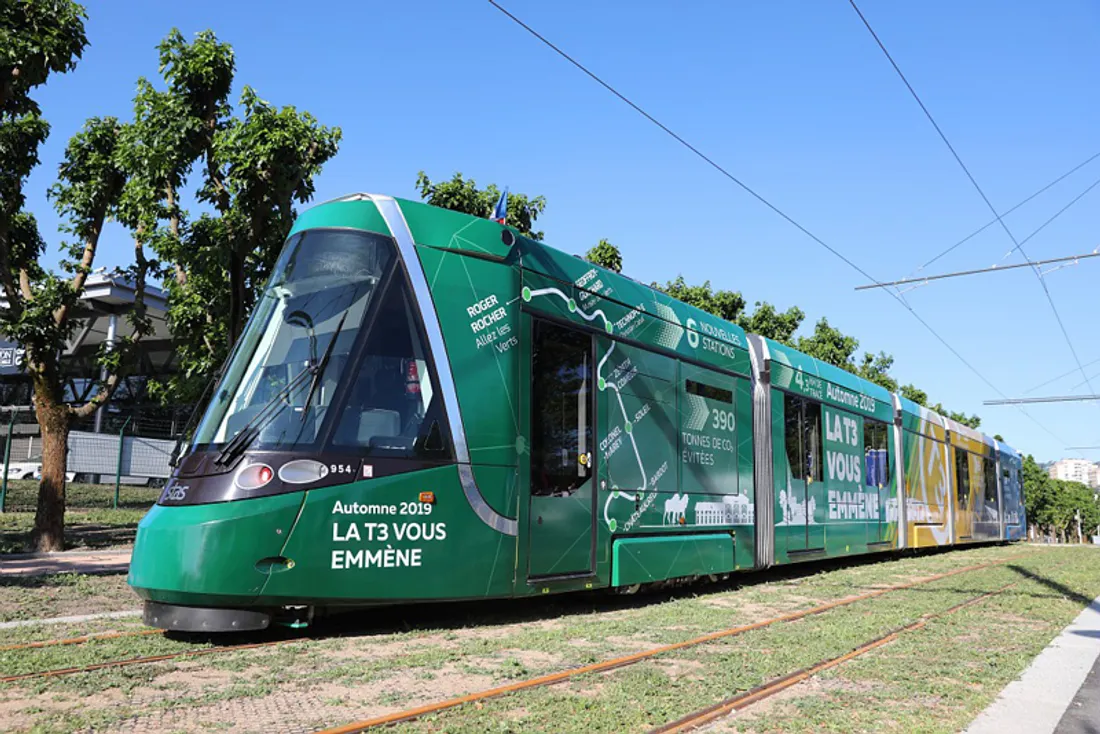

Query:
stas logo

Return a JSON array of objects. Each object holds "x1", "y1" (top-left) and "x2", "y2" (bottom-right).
[{"x1": 164, "y1": 483, "x2": 188, "y2": 502}]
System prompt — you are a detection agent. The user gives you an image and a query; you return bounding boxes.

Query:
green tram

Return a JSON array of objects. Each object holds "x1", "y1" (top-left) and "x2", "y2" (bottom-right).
[{"x1": 129, "y1": 193, "x2": 1026, "y2": 631}]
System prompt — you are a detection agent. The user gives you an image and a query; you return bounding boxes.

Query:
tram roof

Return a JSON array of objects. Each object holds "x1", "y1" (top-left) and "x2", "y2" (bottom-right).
[{"x1": 299, "y1": 195, "x2": 1017, "y2": 451}]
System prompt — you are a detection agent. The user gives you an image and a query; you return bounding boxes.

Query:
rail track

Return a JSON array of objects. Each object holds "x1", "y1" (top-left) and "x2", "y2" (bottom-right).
[
  {"x1": 0, "y1": 628, "x2": 161, "y2": 653},
  {"x1": 0, "y1": 637, "x2": 303, "y2": 683},
  {"x1": 648, "y1": 575, "x2": 1032, "y2": 732},
  {"x1": 0, "y1": 552, "x2": 1038, "y2": 694},
  {"x1": 315, "y1": 552, "x2": 1038, "y2": 733}
]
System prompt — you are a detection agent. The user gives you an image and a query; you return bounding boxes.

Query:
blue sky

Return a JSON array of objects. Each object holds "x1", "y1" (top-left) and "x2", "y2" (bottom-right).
[{"x1": 21, "y1": 0, "x2": 1100, "y2": 461}]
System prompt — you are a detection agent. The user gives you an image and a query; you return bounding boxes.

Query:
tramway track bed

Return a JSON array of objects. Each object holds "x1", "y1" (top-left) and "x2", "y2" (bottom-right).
[{"x1": 3, "y1": 546, "x2": 1097, "y2": 732}]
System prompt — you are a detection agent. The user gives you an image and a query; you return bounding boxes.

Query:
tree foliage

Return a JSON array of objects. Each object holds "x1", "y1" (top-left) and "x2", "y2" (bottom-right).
[
  {"x1": 142, "y1": 29, "x2": 341, "y2": 403},
  {"x1": 415, "y1": 172, "x2": 546, "y2": 240},
  {"x1": 0, "y1": 14, "x2": 340, "y2": 549},
  {"x1": 0, "y1": 1, "x2": 159, "y2": 550},
  {"x1": 1023, "y1": 455, "x2": 1100, "y2": 540},
  {"x1": 585, "y1": 239, "x2": 622, "y2": 273}
]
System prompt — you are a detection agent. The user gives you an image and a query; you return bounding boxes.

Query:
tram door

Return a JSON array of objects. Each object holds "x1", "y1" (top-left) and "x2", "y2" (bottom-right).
[
  {"x1": 783, "y1": 394, "x2": 825, "y2": 553},
  {"x1": 527, "y1": 319, "x2": 596, "y2": 578}
]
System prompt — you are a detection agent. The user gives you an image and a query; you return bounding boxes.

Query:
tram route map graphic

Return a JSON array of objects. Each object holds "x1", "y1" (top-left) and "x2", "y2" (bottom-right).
[
  {"x1": 521, "y1": 284, "x2": 658, "y2": 532},
  {"x1": 520, "y1": 283, "x2": 732, "y2": 534}
]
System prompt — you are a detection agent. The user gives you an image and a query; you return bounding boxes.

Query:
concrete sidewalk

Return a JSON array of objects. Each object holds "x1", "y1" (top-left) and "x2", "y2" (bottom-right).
[
  {"x1": 965, "y1": 595, "x2": 1100, "y2": 734},
  {"x1": 0, "y1": 548, "x2": 131, "y2": 577}
]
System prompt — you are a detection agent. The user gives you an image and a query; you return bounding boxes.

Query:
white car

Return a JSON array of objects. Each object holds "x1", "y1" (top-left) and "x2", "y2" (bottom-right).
[{"x1": 6, "y1": 462, "x2": 76, "y2": 482}]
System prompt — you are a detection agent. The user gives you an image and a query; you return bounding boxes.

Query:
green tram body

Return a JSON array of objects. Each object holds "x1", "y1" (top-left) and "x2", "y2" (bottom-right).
[{"x1": 129, "y1": 194, "x2": 1026, "y2": 631}]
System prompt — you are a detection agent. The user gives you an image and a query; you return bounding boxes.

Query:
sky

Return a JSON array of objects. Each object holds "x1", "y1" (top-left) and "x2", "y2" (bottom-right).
[{"x1": 20, "y1": 0, "x2": 1100, "y2": 462}]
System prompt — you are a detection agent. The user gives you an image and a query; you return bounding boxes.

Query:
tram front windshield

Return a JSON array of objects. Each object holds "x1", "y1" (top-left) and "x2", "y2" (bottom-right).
[{"x1": 192, "y1": 229, "x2": 446, "y2": 458}]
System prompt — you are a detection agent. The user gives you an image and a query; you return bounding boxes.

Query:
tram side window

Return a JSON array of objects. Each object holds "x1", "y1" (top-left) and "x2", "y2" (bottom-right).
[
  {"x1": 332, "y1": 277, "x2": 449, "y2": 457},
  {"x1": 530, "y1": 321, "x2": 593, "y2": 497},
  {"x1": 784, "y1": 393, "x2": 822, "y2": 482},
  {"x1": 955, "y1": 448, "x2": 971, "y2": 509},
  {"x1": 804, "y1": 401, "x2": 822, "y2": 482},
  {"x1": 983, "y1": 458, "x2": 998, "y2": 505},
  {"x1": 784, "y1": 394, "x2": 804, "y2": 480},
  {"x1": 863, "y1": 420, "x2": 889, "y2": 489},
  {"x1": 686, "y1": 379, "x2": 733, "y2": 404}
]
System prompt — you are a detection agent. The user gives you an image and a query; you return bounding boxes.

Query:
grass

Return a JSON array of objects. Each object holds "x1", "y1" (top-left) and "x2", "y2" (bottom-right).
[
  {"x1": 0, "y1": 479, "x2": 160, "y2": 512},
  {"x1": 0, "y1": 545, "x2": 1096, "y2": 733},
  {"x1": 0, "y1": 508, "x2": 147, "y2": 554},
  {"x1": 0, "y1": 573, "x2": 139, "y2": 623},
  {"x1": 0, "y1": 478, "x2": 156, "y2": 553}
]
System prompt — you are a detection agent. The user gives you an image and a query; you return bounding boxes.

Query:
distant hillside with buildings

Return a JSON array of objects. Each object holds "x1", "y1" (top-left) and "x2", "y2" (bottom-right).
[{"x1": 1048, "y1": 458, "x2": 1100, "y2": 490}]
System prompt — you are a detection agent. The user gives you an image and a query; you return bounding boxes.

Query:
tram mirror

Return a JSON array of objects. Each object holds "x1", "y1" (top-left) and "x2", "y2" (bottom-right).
[
  {"x1": 285, "y1": 310, "x2": 317, "y2": 363},
  {"x1": 285, "y1": 310, "x2": 314, "y2": 328}
]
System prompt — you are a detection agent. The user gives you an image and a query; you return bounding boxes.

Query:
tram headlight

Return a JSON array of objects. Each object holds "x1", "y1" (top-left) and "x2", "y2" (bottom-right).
[{"x1": 235, "y1": 462, "x2": 275, "y2": 490}]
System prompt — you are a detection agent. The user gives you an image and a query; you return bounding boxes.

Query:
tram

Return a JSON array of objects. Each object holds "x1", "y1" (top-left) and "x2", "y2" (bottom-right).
[{"x1": 128, "y1": 193, "x2": 1027, "y2": 631}]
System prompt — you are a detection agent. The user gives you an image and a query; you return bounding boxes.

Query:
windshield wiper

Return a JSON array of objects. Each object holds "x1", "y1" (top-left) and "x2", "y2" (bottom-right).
[
  {"x1": 214, "y1": 312, "x2": 350, "y2": 467},
  {"x1": 213, "y1": 365, "x2": 315, "y2": 467},
  {"x1": 299, "y1": 311, "x2": 348, "y2": 422}
]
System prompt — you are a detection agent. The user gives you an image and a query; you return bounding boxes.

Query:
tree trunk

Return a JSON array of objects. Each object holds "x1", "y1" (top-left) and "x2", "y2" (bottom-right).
[{"x1": 31, "y1": 395, "x2": 70, "y2": 553}]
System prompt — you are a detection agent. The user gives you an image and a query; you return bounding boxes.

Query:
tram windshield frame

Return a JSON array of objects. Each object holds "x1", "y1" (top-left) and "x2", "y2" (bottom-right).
[{"x1": 190, "y1": 228, "x2": 453, "y2": 462}]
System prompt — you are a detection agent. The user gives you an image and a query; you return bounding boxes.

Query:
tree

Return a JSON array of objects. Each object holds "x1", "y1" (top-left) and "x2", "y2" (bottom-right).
[
  {"x1": 415, "y1": 172, "x2": 546, "y2": 240},
  {"x1": 899, "y1": 384, "x2": 927, "y2": 405},
  {"x1": 655, "y1": 276, "x2": 746, "y2": 322},
  {"x1": 145, "y1": 30, "x2": 341, "y2": 403},
  {"x1": 738, "y1": 301, "x2": 804, "y2": 345},
  {"x1": 0, "y1": 3, "x2": 149, "y2": 551},
  {"x1": 795, "y1": 317, "x2": 859, "y2": 370},
  {"x1": 929, "y1": 403, "x2": 980, "y2": 430},
  {"x1": 0, "y1": 0, "x2": 88, "y2": 278},
  {"x1": 857, "y1": 351, "x2": 897, "y2": 392},
  {"x1": 585, "y1": 239, "x2": 622, "y2": 273},
  {"x1": 1023, "y1": 455, "x2": 1100, "y2": 541},
  {"x1": 0, "y1": 0, "x2": 157, "y2": 550}
]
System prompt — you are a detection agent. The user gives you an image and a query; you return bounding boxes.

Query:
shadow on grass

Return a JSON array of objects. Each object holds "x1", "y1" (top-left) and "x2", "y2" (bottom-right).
[
  {"x1": 179, "y1": 545, "x2": 1015, "y2": 646},
  {"x1": 1008, "y1": 564, "x2": 1095, "y2": 607},
  {"x1": 0, "y1": 522, "x2": 139, "y2": 555}
]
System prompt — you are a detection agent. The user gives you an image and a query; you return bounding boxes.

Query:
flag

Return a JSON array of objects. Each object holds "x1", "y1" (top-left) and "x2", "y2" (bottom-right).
[{"x1": 490, "y1": 188, "x2": 508, "y2": 224}]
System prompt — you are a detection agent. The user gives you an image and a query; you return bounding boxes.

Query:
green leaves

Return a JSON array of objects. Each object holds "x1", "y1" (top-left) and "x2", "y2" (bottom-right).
[
  {"x1": 131, "y1": 31, "x2": 342, "y2": 403},
  {"x1": 415, "y1": 171, "x2": 547, "y2": 240},
  {"x1": 1023, "y1": 455, "x2": 1100, "y2": 538},
  {"x1": 49, "y1": 116, "x2": 125, "y2": 246},
  {"x1": 796, "y1": 317, "x2": 859, "y2": 369},
  {"x1": 0, "y1": 0, "x2": 88, "y2": 115},
  {"x1": 585, "y1": 239, "x2": 623, "y2": 273},
  {"x1": 156, "y1": 28, "x2": 234, "y2": 124},
  {"x1": 655, "y1": 276, "x2": 747, "y2": 322},
  {"x1": 739, "y1": 301, "x2": 804, "y2": 345}
]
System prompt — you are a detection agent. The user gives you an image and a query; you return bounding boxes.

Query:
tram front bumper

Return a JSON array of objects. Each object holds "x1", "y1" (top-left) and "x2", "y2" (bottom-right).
[
  {"x1": 142, "y1": 601, "x2": 273, "y2": 632},
  {"x1": 127, "y1": 492, "x2": 305, "y2": 609}
]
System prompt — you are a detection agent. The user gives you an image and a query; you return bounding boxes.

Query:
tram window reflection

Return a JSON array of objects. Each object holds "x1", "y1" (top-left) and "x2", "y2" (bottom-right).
[{"x1": 332, "y1": 278, "x2": 446, "y2": 457}]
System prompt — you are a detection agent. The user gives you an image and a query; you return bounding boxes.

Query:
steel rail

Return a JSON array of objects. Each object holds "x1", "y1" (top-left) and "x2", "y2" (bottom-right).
[
  {"x1": 316, "y1": 553, "x2": 1036, "y2": 733},
  {"x1": 0, "y1": 637, "x2": 301, "y2": 684},
  {"x1": 0, "y1": 628, "x2": 161, "y2": 653},
  {"x1": 650, "y1": 564, "x2": 1060, "y2": 733}
]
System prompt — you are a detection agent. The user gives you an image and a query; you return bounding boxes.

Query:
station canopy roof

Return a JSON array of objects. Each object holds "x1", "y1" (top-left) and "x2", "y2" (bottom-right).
[{"x1": 0, "y1": 270, "x2": 171, "y2": 376}]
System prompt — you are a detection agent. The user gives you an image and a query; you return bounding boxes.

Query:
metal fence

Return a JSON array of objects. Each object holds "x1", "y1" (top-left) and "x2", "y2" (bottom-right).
[{"x1": 0, "y1": 404, "x2": 190, "y2": 512}]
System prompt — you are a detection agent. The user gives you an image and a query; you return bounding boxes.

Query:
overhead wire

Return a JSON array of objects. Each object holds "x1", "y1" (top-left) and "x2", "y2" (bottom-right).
[
  {"x1": 907, "y1": 151, "x2": 1100, "y2": 278},
  {"x1": 1025, "y1": 355, "x2": 1100, "y2": 395},
  {"x1": 485, "y1": 0, "x2": 1073, "y2": 449},
  {"x1": 846, "y1": 0, "x2": 1097, "y2": 402}
]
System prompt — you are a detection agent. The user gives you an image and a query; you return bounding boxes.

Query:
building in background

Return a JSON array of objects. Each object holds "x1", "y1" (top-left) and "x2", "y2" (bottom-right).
[
  {"x1": 0, "y1": 271, "x2": 192, "y2": 487},
  {"x1": 0, "y1": 270, "x2": 188, "y2": 437},
  {"x1": 1048, "y1": 458, "x2": 1100, "y2": 489}
]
